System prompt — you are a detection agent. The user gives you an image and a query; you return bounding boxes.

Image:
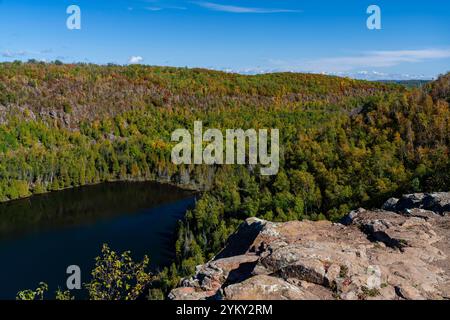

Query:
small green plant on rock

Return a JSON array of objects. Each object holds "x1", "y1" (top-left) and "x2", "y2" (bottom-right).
[
  {"x1": 339, "y1": 265, "x2": 349, "y2": 278},
  {"x1": 359, "y1": 286, "x2": 381, "y2": 299}
]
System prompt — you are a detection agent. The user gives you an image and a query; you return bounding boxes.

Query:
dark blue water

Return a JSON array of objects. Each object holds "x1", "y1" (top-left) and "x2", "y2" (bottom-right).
[{"x1": 0, "y1": 181, "x2": 194, "y2": 300}]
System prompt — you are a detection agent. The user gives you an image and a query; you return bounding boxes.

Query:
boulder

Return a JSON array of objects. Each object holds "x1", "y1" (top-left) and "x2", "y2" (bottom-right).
[
  {"x1": 382, "y1": 192, "x2": 450, "y2": 215},
  {"x1": 224, "y1": 275, "x2": 325, "y2": 300}
]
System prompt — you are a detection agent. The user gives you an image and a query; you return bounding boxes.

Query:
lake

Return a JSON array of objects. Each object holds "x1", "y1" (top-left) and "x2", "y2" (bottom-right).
[{"x1": 0, "y1": 181, "x2": 195, "y2": 300}]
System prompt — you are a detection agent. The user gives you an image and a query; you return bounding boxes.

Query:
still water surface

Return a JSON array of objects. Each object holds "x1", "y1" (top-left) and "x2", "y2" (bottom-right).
[{"x1": 0, "y1": 181, "x2": 194, "y2": 299}]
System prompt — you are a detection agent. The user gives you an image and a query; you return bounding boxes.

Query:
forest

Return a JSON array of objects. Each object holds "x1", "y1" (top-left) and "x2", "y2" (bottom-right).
[{"x1": 1, "y1": 62, "x2": 449, "y2": 299}]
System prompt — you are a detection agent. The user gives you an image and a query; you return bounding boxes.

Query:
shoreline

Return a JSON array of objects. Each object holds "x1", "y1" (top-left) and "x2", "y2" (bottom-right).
[{"x1": 0, "y1": 177, "x2": 203, "y2": 205}]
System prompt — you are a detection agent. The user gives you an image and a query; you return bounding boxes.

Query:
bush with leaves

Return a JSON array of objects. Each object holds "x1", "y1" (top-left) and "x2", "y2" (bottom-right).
[
  {"x1": 55, "y1": 289, "x2": 74, "y2": 300},
  {"x1": 16, "y1": 282, "x2": 48, "y2": 300},
  {"x1": 84, "y1": 244, "x2": 152, "y2": 300}
]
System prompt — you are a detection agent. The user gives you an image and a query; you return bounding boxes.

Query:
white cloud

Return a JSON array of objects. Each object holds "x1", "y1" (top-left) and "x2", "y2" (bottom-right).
[
  {"x1": 1, "y1": 50, "x2": 28, "y2": 58},
  {"x1": 144, "y1": 6, "x2": 163, "y2": 11},
  {"x1": 321, "y1": 70, "x2": 433, "y2": 81},
  {"x1": 218, "y1": 67, "x2": 432, "y2": 81},
  {"x1": 128, "y1": 56, "x2": 144, "y2": 64},
  {"x1": 141, "y1": 1, "x2": 186, "y2": 11},
  {"x1": 267, "y1": 49, "x2": 450, "y2": 73},
  {"x1": 1, "y1": 49, "x2": 53, "y2": 58},
  {"x1": 193, "y1": 1, "x2": 301, "y2": 13},
  {"x1": 309, "y1": 49, "x2": 450, "y2": 72}
]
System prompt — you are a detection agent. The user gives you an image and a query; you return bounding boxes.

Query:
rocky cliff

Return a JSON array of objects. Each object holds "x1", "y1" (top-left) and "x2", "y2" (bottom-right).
[{"x1": 170, "y1": 193, "x2": 450, "y2": 300}]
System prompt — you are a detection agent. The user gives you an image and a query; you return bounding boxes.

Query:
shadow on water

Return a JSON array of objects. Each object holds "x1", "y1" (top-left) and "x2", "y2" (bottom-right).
[{"x1": 0, "y1": 181, "x2": 195, "y2": 300}]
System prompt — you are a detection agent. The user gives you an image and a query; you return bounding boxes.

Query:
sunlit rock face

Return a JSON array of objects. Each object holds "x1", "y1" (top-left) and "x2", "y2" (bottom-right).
[{"x1": 170, "y1": 193, "x2": 450, "y2": 300}]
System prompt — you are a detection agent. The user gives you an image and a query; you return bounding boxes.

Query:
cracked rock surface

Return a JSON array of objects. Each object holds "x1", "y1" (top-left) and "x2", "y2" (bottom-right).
[{"x1": 169, "y1": 193, "x2": 450, "y2": 300}]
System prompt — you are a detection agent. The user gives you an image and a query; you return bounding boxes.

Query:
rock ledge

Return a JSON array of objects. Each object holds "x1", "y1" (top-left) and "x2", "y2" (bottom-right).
[{"x1": 170, "y1": 193, "x2": 450, "y2": 300}]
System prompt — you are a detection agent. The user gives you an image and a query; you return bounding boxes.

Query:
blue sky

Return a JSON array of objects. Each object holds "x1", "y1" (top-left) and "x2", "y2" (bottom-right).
[{"x1": 0, "y1": 0, "x2": 449, "y2": 79}]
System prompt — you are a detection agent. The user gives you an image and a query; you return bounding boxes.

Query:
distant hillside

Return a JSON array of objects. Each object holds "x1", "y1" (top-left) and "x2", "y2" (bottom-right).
[
  {"x1": 0, "y1": 62, "x2": 402, "y2": 129},
  {"x1": 425, "y1": 72, "x2": 450, "y2": 103},
  {"x1": 0, "y1": 62, "x2": 448, "y2": 212},
  {"x1": 376, "y1": 79, "x2": 432, "y2": 88}
]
